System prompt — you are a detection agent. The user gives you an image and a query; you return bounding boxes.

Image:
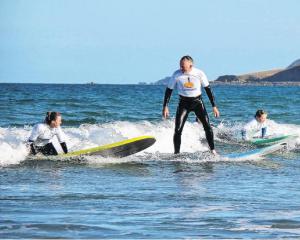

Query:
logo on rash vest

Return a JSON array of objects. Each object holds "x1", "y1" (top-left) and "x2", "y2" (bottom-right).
[{"x1": 183, "y1": 77, "x2": 194, "y2": 88}]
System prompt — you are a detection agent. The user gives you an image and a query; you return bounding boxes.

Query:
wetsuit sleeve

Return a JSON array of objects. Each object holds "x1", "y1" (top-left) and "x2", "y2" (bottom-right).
[
  {"x1": 204, "y1": 85, "x2": 216, "y2": 107},
  {"x1": 163, "y1": 88, "x2": 173, "y2": 107},
  {"x1": 60, "y1": 142, "x2": 68, "y2": 154},
  {"x1": 163, "y1": 72, "x2": 177, "y2": 107}
]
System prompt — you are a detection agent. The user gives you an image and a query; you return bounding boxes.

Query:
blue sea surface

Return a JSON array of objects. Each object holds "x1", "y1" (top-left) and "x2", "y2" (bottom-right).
[{"x1": 1, "y1": 83, "x2": 300, "y2": 239}]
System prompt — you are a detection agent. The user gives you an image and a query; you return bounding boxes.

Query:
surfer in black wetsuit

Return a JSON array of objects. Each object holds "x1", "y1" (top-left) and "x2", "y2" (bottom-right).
[
  {"x1": 28, "y1": 112, "x2": 68, "y2": 156},
  {"x1": 162, "y1": 56, "x2": 220, "y2": 155}
]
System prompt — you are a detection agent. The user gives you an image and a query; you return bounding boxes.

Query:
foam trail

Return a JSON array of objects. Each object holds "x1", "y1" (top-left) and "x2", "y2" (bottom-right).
[
  {"x1": 63, "y1": 120, "x2": 210, "y2": 155},
  {"x1": 0, "y1": 127, "x2": 29, "y2": 167},
  {"x1": 1, "y1": 120, "x2": 300, "y2": 167},
  {"x1": 0, "y1": 120, "x2": 210, "y2": 167}
]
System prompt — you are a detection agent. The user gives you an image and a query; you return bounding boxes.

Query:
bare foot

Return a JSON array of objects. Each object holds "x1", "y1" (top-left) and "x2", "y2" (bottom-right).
[{"x1": 211, "y1": 149, "x2": 218, "y2": 156}]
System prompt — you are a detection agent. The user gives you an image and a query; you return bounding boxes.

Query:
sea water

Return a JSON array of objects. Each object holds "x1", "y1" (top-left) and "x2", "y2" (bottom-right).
[{"x1": 0, "y1": 83, "x2": 300, "y2": 238}]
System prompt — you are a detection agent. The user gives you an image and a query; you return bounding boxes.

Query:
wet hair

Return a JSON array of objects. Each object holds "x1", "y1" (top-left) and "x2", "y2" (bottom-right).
[
  {"x1": 255, "y1": 110, "x2": 267, "y2": 118},
  {"x1": 45, "y1": 112, "x2": 61, "y2": 125},
  {"x1": 180, "y1": 55, "x2": 194, "y2": 63}
]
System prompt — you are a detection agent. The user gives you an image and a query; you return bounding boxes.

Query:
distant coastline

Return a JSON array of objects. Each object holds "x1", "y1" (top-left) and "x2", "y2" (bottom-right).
[
  {"x1": 2, "y1": 59, "x2": 299, "y2": 86},
  {"x1": 152, "y1": 59, "x2": 300, "y2": 86},
  {"x1": 210, "y1": 81, "x2": 300, "y2": 86},
  {"x1": 214, "y1": 63, "x2": 300, "y2": 86}
]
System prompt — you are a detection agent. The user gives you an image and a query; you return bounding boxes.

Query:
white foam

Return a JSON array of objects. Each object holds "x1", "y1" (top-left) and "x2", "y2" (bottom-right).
[
  {"x1": 0, "y1": 127, "x2": 30, "y2": 167},
  {"x1": 214, "y1": 120, "x2": 300, "y2": 146},
  {"x1": 0, "y1": 120, "x2": 299, "y2": 167},
  {"x1": 64, "y1": 120, "x2": 209, "y2": 155},
  {"x1": 0, "y1": 120, "x2": 210, "y2": 167}
]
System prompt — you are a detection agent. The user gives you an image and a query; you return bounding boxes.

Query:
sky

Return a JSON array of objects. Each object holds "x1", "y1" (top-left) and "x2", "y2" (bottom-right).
[{"x1": 1, "y1": 0, "x2": 300, "y2": 84}]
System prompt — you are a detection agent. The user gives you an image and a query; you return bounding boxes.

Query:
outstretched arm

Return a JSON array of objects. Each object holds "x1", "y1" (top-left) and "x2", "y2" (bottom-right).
[{"x1": 162, "y1": 87, "x2": 173, "y2": 119}]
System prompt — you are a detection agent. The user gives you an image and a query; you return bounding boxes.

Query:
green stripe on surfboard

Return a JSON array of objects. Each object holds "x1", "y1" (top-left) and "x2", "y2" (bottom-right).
[
  {"x1": 249, "y1": 135, "x2": 296, "y2": 145},
  {"x1": 61, "y1": 135, "x2": 156, "y2": 158}
]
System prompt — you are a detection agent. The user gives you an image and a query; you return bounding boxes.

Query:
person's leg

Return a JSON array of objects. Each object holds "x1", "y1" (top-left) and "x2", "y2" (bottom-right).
[
  {"x1": 39, "y1": 143, "x2": 58, "y2": 155},
  {"x1": 193, "y1": 99, "x2": 215, "y2": 151},
  {"x1": 174, "y1": 101, "x2": 190, "y2": 154}
]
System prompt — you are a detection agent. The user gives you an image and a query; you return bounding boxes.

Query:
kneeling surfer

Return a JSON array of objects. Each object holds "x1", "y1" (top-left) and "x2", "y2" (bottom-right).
[{"x1": 28, "y1": 112, "x2": 68, "y2": 156}]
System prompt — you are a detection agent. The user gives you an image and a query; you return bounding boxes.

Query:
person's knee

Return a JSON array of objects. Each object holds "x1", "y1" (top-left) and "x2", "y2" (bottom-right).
[
  {"x1": 203, "y1": 123, "x2": 213, "y2": 134},
  {"x1": 201, "y1": 119, "x2": 210, "y2": 129},
  {"x1": 200, "y1": 116, "x2": 210, "y2": 129},
  {"x1": 174, "y1": 129, "x2": 183, "y2": 136},
  {"x1": 174, "y1": 126, "x2": 184, "y2": 135}
]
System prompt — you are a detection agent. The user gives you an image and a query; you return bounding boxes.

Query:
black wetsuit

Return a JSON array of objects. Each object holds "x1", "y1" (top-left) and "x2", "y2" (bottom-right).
[
  {"x1": 29, "y1": 141, "x2": 68, "y2": 156},
  {"x1": 163, "y1": 86, "x2": 216, "y2": 153}
]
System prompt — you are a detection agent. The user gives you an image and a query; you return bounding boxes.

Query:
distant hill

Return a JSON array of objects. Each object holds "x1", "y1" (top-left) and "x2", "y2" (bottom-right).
[
  {"x1": 215, "y1": 69, "x2": 283, "y2": 83},
  {"x1": 152, "y1": 77, "x2": 171, "y2": 85},
  {"x1": 152, "y1": 59, "x2": 300, "y2": 86},
  {"x1": 214, "y1": 59, "x2": 300, "y2": 85},
  {"x1": 287, "y1": 59, "x2": 300, "y2": 69},
  {"x1": 262, "y1": 65, "x2": 300, "y2": 83}
]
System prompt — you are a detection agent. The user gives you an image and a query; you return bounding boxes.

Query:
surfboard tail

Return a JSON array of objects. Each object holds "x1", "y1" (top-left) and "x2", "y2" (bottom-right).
[{"x1": 63, "y1": 136, "x2": 156, "y2": 158}]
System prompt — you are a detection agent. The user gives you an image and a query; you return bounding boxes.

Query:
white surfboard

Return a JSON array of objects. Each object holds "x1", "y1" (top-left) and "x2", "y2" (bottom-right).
[{"x1": 224, "y1": 142, "x2": 287, "y2": 160}]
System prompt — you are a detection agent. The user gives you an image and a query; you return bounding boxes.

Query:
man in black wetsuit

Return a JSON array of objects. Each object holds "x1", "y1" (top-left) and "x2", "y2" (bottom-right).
[{"x1": 162, "y1": 56, "x2": 220, "y2": 155}]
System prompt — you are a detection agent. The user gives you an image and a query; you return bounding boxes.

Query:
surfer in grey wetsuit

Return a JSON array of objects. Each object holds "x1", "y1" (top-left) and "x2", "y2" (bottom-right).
[
  {"x1": 162, "y1": 55, "x2": 220, "y2": 155},
  {"x1": 28, "y1": 112, "x2": 68, "y2": 156}
]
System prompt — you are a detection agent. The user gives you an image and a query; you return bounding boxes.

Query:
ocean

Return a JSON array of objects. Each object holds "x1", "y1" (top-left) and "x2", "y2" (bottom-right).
[{"x1": 1, "y1": 83, "x2": 300, "y2": 239}]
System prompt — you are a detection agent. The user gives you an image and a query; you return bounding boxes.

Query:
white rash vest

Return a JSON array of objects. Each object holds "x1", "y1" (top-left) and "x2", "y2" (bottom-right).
[
  {"x1": 167, "y1": 67, "x2": 210, "y2": 97},
  {"x1": 29, "y1": 123, "x2": 66, "y2": 146},
  {"x1": 242, "y1": 118, "x2": 276, "y2": 139}
]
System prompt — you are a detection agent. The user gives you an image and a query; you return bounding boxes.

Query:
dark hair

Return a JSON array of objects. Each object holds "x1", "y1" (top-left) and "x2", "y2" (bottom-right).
[
  {"x1": 180, "y1": 55, "x2": 194, "y2": 63},
  {"x1": 255, "y1": 110, "x2": 266, "y2": 118},
  {"x1": 45, "y1": 112, "x2": 61, "y2": 125}
]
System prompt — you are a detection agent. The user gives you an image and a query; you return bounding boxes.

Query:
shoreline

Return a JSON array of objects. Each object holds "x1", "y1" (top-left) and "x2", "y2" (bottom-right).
[{"x1": 210, "y1": 81, "x2": 300, "y2": 86}]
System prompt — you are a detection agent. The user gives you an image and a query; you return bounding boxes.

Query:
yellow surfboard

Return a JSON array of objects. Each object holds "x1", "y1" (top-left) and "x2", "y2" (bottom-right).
[{"x1": 61, "y1": 135, "x2": 156, "y2": 158}]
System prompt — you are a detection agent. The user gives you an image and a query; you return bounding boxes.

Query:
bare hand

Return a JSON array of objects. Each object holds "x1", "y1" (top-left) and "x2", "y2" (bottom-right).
[
  {"x1": 213, "y1": 107, "x2": 220, "y2": 118},
  {"x1": 162, "y1": 106, "x2": 169, "y2": 119}
]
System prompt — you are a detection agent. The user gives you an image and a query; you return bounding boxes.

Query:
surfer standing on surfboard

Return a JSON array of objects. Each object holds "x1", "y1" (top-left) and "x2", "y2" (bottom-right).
[
  {"x1": 28, "y1": 112, "x2": 68, "y2": 156},
  {"x1": 162, "y1": 55, "x2": 220, "y2": 155},
  {"x1": 242, "y1": 110, "x2": 273, "y2": 140}
]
